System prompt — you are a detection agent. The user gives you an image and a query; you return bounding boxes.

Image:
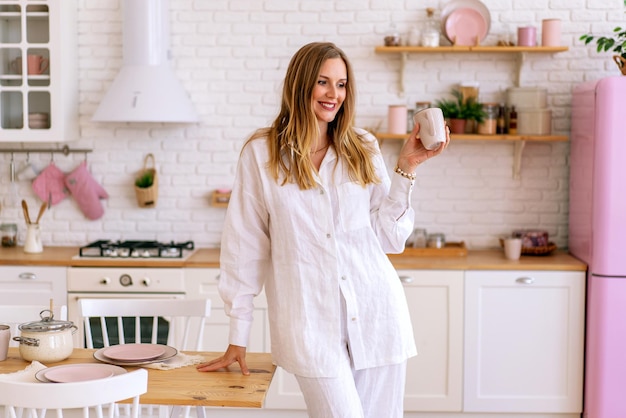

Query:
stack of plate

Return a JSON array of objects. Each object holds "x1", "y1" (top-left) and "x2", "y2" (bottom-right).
[
  {"x1": 28, "y1": 112, "x2": 49, "y2": 129},
  {"x1": 440, "y1": 0, "x2": 491, "y2": 46},
  {"x1": 94, "y1": 343, "x2": 178, "y2": 366},
  {"x1": 36, "y1": 363, "x2": 127, "y2": 383}
]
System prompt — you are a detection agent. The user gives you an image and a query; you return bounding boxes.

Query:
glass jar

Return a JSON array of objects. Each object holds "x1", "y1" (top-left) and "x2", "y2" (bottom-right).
[
  {"x1": 415, "y1": 101, "x2": 431, "y2": 114},
  {"x1": 477, "y1": 103, "x2": 499, "y2": 135},
  {"x1": 1, "y1": 223, "x2": 18, "y2": 247},
  {"x1": 384, "y1": 23, "x2": 401, "y2": 46},
  {"x1": 420, "y1": 8, "x2": 440, "y2": 47},
  {"x1": 427, "y1": 233, "x2": 446, "y2": 249}
]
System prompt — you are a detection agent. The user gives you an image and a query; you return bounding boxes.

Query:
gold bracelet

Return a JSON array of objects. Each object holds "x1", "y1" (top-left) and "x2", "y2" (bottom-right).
[{"x1": 394, "y1": 165, "x2": 416, "y2": 181}]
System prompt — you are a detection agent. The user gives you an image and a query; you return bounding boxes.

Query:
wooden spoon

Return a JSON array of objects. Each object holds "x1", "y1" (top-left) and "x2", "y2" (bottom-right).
[
  {"x1": 21, "y1": 200, "x2": 31, "y2": 224},
  {"x1": 35, "y1": 202, "x2": 47, "y2": 224}
]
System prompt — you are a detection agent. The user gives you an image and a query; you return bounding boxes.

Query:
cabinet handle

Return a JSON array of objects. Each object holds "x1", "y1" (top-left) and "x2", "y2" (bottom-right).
[
  {"x1": 399, "y1": 276, "x2": 413, "y2": 284},
  {"x1": 18, "y1": 272, "x2": 37, "y2": 280},
  {"x1": 516, "y1": 276, "x2": 535, "y2": 284}
]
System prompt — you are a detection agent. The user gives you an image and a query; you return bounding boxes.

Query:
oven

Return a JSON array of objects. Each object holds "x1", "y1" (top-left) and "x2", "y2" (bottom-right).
[{"x1": 67, "y1": 240, "x2": 194, "y2": 348}]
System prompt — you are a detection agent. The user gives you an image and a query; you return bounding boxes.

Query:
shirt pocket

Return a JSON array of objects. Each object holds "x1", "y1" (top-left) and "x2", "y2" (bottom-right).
[{"x1": 338, "y1": 181, "x2": 370, "y2": 232}]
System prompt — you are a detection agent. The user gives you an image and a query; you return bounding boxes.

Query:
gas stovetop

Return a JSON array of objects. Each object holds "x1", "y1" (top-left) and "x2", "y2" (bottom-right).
[{"x1": 78, "y1": 240, "x2": 195, "y2": 259}]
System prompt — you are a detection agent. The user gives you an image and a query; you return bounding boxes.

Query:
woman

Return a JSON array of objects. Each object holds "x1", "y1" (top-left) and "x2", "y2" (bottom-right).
[{"x1": 197, "y1": 41, "x2": 449, "y2": 417}]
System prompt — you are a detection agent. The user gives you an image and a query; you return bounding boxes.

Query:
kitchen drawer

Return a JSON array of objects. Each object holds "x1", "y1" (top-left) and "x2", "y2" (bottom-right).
[{"x1": 0, "y1": 266, "x2": 67, "y2": 306}]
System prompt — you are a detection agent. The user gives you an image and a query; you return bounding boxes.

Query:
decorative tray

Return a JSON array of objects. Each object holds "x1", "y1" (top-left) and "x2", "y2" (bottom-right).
[{"x1": 401, "y1": 241, "x2": 468, "y2": 257}]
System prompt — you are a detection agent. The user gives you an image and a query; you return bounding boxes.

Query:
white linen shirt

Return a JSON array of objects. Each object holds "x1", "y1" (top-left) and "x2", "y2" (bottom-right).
[{"x1": 218, "y1": 128, "x2": 418, "y2": 378}]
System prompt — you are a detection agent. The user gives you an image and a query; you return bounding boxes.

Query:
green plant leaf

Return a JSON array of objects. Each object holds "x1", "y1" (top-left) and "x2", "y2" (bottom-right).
[{"x1": 135, "y1": 172, "x2": 154, "y2": 188}]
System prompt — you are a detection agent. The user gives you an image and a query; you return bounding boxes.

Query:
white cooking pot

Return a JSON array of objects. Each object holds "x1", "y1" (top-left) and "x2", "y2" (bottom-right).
[{"x1": 13, "y1": 309, "x2": 77, "y2": 362}]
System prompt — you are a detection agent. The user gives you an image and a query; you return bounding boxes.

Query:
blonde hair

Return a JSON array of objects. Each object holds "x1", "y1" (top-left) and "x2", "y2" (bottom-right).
[{"x1": 245, "y1": 42, "x2": 380, "y2": 190}]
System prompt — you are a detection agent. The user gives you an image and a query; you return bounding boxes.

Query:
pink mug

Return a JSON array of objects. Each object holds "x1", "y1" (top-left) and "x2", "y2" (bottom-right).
[{"x1": 27, "y1": 54, "x2": 49, "y2": 75}]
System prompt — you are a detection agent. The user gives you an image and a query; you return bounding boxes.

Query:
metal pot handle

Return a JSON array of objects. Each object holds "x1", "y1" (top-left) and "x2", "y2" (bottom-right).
[{"x1": 13, "y1": 336, "x2": 39, "y2": 347}]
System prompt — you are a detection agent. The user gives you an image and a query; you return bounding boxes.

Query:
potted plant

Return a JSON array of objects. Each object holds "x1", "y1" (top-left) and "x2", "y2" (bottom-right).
[
  {"x1": 434, "y1": 89, "x2": 486, "y2": 134},
  {"x1": 134, "y1": 154, "x2": 158, "y2": 208},
  {"x1": 580, "y1": 0, "x2": 626, "y2": 74}
]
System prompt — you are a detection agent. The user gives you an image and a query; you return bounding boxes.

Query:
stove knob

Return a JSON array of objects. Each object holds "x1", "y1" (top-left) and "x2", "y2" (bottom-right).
[
  {"x1": 142, "y1": 277, "x2": 151, "y2": 287},
  {"x1": 100, "y1": 277, "x2": 111, "y2": 285},
  {"x1": 119, "y1": 274, "x2": 133, "y2": 287}
]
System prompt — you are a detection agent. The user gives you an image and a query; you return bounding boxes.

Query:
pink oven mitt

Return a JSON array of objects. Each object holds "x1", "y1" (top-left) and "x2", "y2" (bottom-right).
[
  {"x1": 64, "y1": 162, "x2": 109, "y2": 220},
  {"x1": 32, "y1": 163, "x2": 70, "y2": 205}
]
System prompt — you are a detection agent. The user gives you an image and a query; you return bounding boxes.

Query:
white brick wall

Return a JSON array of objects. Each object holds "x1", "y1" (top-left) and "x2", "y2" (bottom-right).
[{"x1": 0, "y1": 0, "x2": 621, "y2": 250}]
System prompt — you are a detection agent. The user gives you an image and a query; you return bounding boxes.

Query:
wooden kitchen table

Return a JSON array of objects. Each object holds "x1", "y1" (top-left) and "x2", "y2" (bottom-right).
[{"x1": 0, "y1": 348, "x2": 276, "y2": 408}]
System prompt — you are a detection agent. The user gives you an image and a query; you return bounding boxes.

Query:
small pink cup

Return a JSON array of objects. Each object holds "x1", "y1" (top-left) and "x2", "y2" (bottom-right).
[{"x1": 517, "y1": 26, "x2": 537, "y2": 47}]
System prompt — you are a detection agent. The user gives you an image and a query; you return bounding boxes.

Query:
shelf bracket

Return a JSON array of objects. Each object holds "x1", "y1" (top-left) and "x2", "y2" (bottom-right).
[
  {"x1": 515, "y1": 52, "x2": 526, "y2": 87},
  {"x1": 398, "y1": 52, "x2": 407, "y2": 97},
  {"x1": 513, "y1": 140, "x2": 526, "y2": 180}
]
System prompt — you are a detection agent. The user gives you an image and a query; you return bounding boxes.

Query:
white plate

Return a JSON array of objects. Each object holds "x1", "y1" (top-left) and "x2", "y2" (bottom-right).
[
  {"x1": 440, "y1": 0, "x2": 491, "y2": 44},
  {"x1": 101, "y1": 343, "x2": 166, "y2": 362},
  {"x1": 36, "y1": 364, "x2": 126, "y2": 383},
  {"x1": 94, "y1": 345, "x2": 178, "y2": 366},
  {"x1": 444, "y1": 7, "x2": 488, "y2": 46}
]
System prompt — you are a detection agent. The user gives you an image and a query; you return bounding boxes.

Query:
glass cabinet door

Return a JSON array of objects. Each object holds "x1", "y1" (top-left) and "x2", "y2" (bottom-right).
[{"x1": 0, "y1": 1, "x2": 77, "y2": 142}]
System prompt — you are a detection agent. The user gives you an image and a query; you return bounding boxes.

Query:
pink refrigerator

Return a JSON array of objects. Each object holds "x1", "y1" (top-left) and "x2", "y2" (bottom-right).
[{"x1": 569, "y1": 75, "x2": 626, "y2": 418}]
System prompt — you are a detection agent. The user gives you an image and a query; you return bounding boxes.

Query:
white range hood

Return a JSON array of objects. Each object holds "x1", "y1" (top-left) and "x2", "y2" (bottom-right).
[{"x1": 92, "y1": 0, "x2": 198, "y2": 123}]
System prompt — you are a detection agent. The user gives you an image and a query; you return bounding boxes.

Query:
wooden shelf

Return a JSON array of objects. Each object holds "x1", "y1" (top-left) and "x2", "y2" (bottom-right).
[
  {"x1": 375, "y1": 132, "x2": 568, "y2": 180},
  {"x1": 210, "y1": 190, "x2": 231, "y2": 208},
  {"x1": 375, "y1": 46, "x2": 569, "y2": 53},
  {"x1": 375, "y1": 45, "x2": 569, "y2": 94},
  {"x1": 375, "y1": 132, "x2": 568, "y2": 142}
]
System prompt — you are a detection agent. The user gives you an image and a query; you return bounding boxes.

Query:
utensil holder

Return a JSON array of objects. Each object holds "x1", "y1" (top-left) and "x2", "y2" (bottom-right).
[
  {"x1": 24, "y1": 223, "x2": 43, "y2": 253},
  {"x1": 134, "y1": 153, "x2": 158, "y2": 208}
]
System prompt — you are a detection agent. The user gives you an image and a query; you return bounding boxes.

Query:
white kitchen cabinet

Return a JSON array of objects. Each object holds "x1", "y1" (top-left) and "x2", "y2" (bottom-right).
[
  {"x1": 463, "y1": 270, "x2": 585, "y2": 414},
  {"x1": 399, "y1": 269, "x2": 464, "y2": 412},
  {"x1": 0, "y1": 0, "x2": 78, "y2": 142},
  {"x1": 0, "y1": 265, "x2": 67, "y2": 307},
  {"x1": 183, "y1": 268, "x2": 269, "y2": 353}
]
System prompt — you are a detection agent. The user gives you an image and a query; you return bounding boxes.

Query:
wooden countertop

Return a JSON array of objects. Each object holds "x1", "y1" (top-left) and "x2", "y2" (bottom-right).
[
  {"x1": 0, "y1": 347, "x2": 275, "y2": 408},
  {"x1": 0, "y1": 246, "x2": 586, "y2": 271}
]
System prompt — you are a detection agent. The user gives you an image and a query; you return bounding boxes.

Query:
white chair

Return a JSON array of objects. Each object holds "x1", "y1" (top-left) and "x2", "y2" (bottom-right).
[
  {"x1": 0, "y1": 368, "x2": 148, "y2": 418},
  {"x1": 78, "y1": 298, "x2": 211, "y2": 418},
  {"x1": 0, "y1": 305, "x2": 68, "y2": 347}
]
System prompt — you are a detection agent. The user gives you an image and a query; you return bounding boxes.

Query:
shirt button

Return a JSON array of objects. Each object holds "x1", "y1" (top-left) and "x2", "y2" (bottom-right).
[
  {"x1": 351, "y1": 317, "x2": 357, "y2": 321},
  {"x1": 341, "y1": 276, "x2": 347, "y2": 281},
  {"x1": 326, "y1": 233, "x2": 331, "y2": 239},
  {"x1": 319, "y1": 189, "x2": 324, "y2": 194}
]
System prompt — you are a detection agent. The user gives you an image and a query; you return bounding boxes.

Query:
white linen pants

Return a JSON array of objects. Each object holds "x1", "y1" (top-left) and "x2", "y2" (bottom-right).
[{"x1": 294, "y1": 293, "x2": 407, "y2": 418}]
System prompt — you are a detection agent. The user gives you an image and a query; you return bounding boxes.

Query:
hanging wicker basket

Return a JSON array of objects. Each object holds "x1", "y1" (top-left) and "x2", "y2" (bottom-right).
[{"x1": 134, "y1": 153, "x2": 158, "y2": 208}]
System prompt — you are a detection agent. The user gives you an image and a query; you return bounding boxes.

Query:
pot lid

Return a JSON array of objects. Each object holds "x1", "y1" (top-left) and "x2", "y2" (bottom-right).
[{"x1": 18, "y1": 309, "x2": 75, "y2": 332}]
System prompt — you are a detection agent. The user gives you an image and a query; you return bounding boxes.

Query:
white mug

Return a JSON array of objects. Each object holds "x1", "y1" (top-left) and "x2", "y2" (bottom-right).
[
  {"x1": 413, "y1": 107, "x2": 446, "y2": 150},
  {"x1": 0, "y1": 324, "x2": 10, "y2": 361},
  {"x1": 503, "y1": 237, "x2": 523, "y2": 260}
]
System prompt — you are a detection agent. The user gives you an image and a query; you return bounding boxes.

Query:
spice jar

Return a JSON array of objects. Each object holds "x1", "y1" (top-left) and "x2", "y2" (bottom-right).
[
  {"x1": 427, "y1": 233, "x2": 446, "y2": 249},
  {"x1": 477, "y1": 103, "x2": 499, "y2": 135},
  {"x1": 1, "y1": 223, "x2": 17, "y2": 247},
  {"x1": 415, "y1": 101, "x2": 431, "y2": 114},
  {"x1": 384, "y1": 23, "x2": 401, "y2": 46}
]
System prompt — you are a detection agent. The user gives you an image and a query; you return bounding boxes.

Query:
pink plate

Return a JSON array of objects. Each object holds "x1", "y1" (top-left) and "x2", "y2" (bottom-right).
[
  {"x1": 39, "y1": 364, "x2": 125, "y2": 383},
  {"x1": 101, "y1": 344, "x2": 166, "y2": 362},
  {"x1": 444, "y1": 7, "x2": 488, "y2": 46}
]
